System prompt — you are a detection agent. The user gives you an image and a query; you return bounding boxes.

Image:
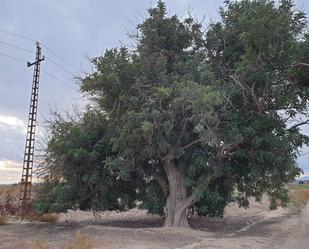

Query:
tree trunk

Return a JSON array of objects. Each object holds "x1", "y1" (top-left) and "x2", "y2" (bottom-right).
[{"x1": 163, "y1": 156, "x2": 193, "y2": 227}]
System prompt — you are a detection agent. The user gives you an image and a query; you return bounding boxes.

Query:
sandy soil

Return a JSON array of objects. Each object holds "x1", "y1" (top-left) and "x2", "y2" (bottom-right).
[{"x1": 0, "y1": 199, "x2": 308, "y2": 249}]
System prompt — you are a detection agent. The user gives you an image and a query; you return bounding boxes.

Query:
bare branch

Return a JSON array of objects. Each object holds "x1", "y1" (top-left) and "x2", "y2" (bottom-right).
[
  {"x1": 181, "y1": 140, "x2": 200, "y2": 150},
  {"x1": 295, "y1": 63, "x2": 309, "y2": 67}
]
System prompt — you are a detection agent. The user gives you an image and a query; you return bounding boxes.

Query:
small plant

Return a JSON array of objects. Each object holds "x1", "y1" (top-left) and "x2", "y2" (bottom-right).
[
  {"x1": 67, "y1": 231, "x2": 92, "y2": 249},
  {"x1": 0, "y1": 215, "x2": 7, "y2": 225},
  {"x1": 38, "y1": 212, "x2": 59, "y2": 223},
  {"x1": 33, "y1": 241, "x2": 48, "y2": 249}
]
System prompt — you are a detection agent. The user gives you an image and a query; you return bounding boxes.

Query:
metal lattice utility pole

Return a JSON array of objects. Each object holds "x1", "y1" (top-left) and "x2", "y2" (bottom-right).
[{"x1": 19, "y1": 42, "x2": 44, "y2": 218}]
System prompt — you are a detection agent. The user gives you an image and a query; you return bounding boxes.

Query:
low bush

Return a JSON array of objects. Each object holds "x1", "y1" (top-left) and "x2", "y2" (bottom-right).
[
  {"x1": 38, "y1": 213, "x2": 59, "y2": 223},
  {"x1": 0, "y1": 185, "x2": 19, "y2": 216},
  {"x1": 0, "y1": 215, "x2": 7, "y2": 225}
]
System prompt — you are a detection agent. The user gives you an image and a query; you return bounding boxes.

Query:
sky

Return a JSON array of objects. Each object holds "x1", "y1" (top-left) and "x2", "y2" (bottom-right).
[{"x1": 0, "y1": 0, "x2": 309, "y2": 184}]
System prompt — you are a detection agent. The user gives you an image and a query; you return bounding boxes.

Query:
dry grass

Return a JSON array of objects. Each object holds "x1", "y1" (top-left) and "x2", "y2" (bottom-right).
[
  {"x1": 0, "y1": 184, "x2": 19, "y2": 216},
  {"x1": 33, "y1": 231, "x2": 92, "y2": 249},
  {"x1": 0, "y1": 215, "x2": 7, "y2": 225},
  {"x1": 288, "y1": 186, "x2": 309, "y2": 214},
  {"x1": 33, "y1": 241, "x2": 47, "y2": 249},
  {"x1": 289, "y1": 189, "x2": 309, "y2": 205},
  {"x1": 0, "y1": 184, "x2": 42, "y2": 220},
  {"x1": 0, "y1": 184, "x2": 19, "y2": 200},
  {"x1": 67, "y1": 231, "x2": 92, "y2": 249},
  {"x1": 38, "y1": 213, "x2": 59, "y2": 223}
]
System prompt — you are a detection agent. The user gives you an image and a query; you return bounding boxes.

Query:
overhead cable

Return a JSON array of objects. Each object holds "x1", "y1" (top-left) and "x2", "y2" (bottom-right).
[
  {"x1": 0, "y1": 40, "x2": 34, "y2": 53},
  {"x1": 0, "y1": 52, "x2": 28, "y2": 63},
  {"x1": 0, "y1": 27, "x2": 81, "y2": 74}
]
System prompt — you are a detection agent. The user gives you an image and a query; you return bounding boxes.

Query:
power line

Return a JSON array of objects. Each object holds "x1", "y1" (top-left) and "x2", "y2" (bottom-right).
[
  {"x1": 41, "y1": 69, "x2": 79, "y2": 92},
  {"x1": 0, "y1": 27, "x2": 82, "y2": 74},
  {"x1": 0, "y1": 40, "x2": 34, "y2": 53},
  {"x1": 0, "y1": 28, "x2": 36, "y2": 42},
  {"x1": 0, "y1": 39, "x2": 78, "y2": 78},
  {"x1": 0, "y1": 52, "x2": 27, "y2": 63},
  {"x1": 45, "y1": 56, "x2": 76, "y2": 78},
  {"x1": 0, "y1": 51, "x2": 79, "y2": 92},
  {"x1": 42, "y1": 45, "x2": 81, "y2": 74}
]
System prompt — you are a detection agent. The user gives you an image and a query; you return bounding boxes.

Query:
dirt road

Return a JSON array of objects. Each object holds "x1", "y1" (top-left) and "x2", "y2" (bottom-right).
[
  {"x1": 273, "y1": 204, "x2": 309, "y2": 249},
  {"x1": 188, "y1": 203, "x2": 309, "y2": 249},
  {"x1": 0, "y1": 201, "x2": 308, "y2": 249}
]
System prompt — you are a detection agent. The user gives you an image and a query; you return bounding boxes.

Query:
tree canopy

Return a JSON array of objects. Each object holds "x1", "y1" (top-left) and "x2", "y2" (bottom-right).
[{"x1": 35, "y1": 0, "x2": 309, "y2": 227}]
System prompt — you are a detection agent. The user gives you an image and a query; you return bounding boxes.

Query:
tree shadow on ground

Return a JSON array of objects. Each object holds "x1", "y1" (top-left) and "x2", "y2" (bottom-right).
[
  {"x1": 85, "y1": 213, "x2": 283, "y2": 237},
  {"x1": 78, "y1": 211, "x2": 287, "y2": 238},
  {"x1": 91, "y1": 217, "x2": 164, "y2": 228}
]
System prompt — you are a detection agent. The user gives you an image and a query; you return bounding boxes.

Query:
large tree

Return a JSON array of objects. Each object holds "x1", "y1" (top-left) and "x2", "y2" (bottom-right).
[{"x1": 37, "y1": 0, "x2": 309, "y2": 227}]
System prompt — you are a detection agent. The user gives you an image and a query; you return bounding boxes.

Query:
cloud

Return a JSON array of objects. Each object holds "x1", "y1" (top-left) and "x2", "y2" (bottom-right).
[
  {"x1": 0, "y1": 115, "x2": 27, "y2": 134},
  {"x1": 0, "y1": 159, "x2": 22, "y2": 184},
  {"x1": 0, "y1": 159, "x2": 42, "y2": 184},
  {"x1": 0, "y1": 159, "x2": 21, "y2": 171},
  {"x1": 0, "y1": 115, "x2": 27, "y2": 163}
]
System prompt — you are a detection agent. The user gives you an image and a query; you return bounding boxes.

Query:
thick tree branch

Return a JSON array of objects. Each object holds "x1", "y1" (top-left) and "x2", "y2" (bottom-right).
[
  {"x1": 162, "y1": 153, "x2": 174, "y2": 163},
  {"x1": 295, "y1": 63, "x2": 309, "y2": 67},
  {"x1": 287, "y1": 118, "x2": 309, "y2": 131}
]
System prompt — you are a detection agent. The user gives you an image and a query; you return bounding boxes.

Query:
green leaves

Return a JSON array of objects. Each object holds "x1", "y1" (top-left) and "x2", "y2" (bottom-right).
[
  {"x1": 34, "y1": 110, "x2": 140, "y2": 213},
  {"x1": 156, "y1": 86, "x2": 173, "y2": 97},
  {"x1": 141, "y1": 120, "x2": 153, "y2": 134},
  {"x1": 36, "y1": 1, "x2": 309, "y2": 218}
]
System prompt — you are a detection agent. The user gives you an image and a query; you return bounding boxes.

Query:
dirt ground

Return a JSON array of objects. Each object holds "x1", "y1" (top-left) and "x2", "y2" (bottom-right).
[{"x1": 0, "y1": 199, "x2": 309, "y2": 249}]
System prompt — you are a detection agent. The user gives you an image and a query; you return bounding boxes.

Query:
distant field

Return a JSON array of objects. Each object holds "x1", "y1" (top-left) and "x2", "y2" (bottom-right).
[
  {"x1": 1, "y1": 183, "x2": 309, "y2": 208},
  {"x1": 0, "y1": 184, "x2": 19, "y2": 201},
  {"x1": 0, "y1": 184, "x2": 41, "y2": 205},
  {"x1": 287, "y1": 183, "x2": 309, "y2": 210},
  {"x1": 288, "y1": 183, "x2": 309, "y2": 190}
]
